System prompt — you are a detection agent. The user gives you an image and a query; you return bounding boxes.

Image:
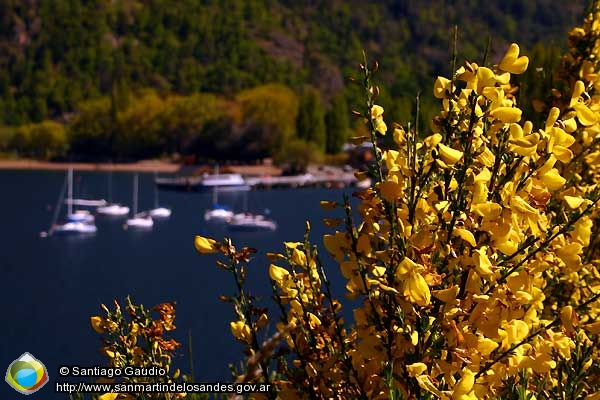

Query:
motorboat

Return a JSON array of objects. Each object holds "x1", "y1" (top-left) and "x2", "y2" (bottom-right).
[
  {"x1": 227, "y1": 212, "x2": 277, "y2": 232},
  {"x1": 197, "y1": 173, "x2": 249, "y2": 191},
  {"x1": 156, "y1": 173, "x2": 250, "y2": 192}
]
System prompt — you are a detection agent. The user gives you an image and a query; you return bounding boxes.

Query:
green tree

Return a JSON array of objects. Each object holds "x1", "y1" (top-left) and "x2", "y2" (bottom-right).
[
  {"x1": 8, "y1": 126, "x2": 31, "y2": 156},
  {"x1": 114, "y1": 90, "x2": 165, "y2": 160},
  {"x1": 28, "y1": 121, "x2": 68, "y2": 159},
  {"x1": 0, "y1": 126, "x2": 17, "y2": 152},
  {"x1": 236, "y1": 83, "x2": 299, "y2": 160},
  {"x1": 9, "y1": 121, "x2": 68, "y2": 160},
  {"x1": 325, "y1": 94, "x2": 349, "y2": 154},
  {"x1": 296, "y1": 85, "x2": 326, "y2": 151},
  {"x1": 159, "y1": 93, "x2": 225, "y2": 155},
  {"x1": 273, "y1": 138, "x2": 323, "y2": 173},
  {"x1": 68, "y1": 97, "x2": 113, "y2": 160}
]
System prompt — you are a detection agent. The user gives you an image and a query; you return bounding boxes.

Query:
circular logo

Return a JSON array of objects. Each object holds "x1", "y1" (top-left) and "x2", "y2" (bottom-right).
[{"x1": 5, "y1": 352, "x2": 49, "y2": 395}]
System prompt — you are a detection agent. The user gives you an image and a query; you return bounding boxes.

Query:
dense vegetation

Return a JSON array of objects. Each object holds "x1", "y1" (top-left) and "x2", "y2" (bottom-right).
[{"x1": 0, "y1": 0, "x2": 587, "y2": 162}]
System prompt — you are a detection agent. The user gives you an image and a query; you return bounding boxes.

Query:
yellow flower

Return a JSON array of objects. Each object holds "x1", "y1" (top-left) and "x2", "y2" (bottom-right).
[
  {"x1": 269, "y1": 264, "x2": 290, "y2": 283},
  {"x1": 502, "y1": 320, "x2": 529, "y2": 349},
  {"x1": 290, "y1": 248, "x2": 307, "y2": 267},
  {"x1": 432, "y1": 286, "x2": 459, "y2": 304},
  {"x1": 573, "y1": 217, "x2": 593, "y2": 246},
  {"x1": 564, "y1": 195, "x2": 585, "y2": 209},
  {"x1": 498, "y1": 43, "x2": 529, "y2": 74},
  {"x1": 371, "y1": 104, "x2": 387, "y2": 134},
  {"x1": 230, "y1": 320, "x2": 253, "y2": 344},
  {"x1": 404, "y1": 271, "x2": 431, "y2": 306},
  {"x1": 90, "y1": 316, "x2": 105, "y2": 334},
  {"x1": 471, "y1": 202, "x2": 503, "y2": 219},
  {"x1": 378, "y1": 180, "x2": 404, "y2": 202},
  {"x1": 508, "y1": 130, "x2": 540, "y2": 156},
  {"x1": 560, "y1": 305, "x2": 578, "y2": 334},
  {"x1": 319, "y1": 201, "x2": 337, "y2": 210},
  {"x1": 556, "y1": 243, "x2": 582, "y2": 269},
  {"x1": 490, "y1": 106, "x2": 522, "y2": 123},
  {"x1": 98, "y1": 394, "x2": 119, "y2": 400},
  {"x1": 510, "y1": 195, "x2": 538, "y2": 215},
  {"x1": 473, "y1": 247, "x2": 495, "y2": 278},
  {"x1": 340, "y1": 261, "x2": 358, "y2": 279},
  {"x1": 453, "y1": 228, "x2": 477, "y2": 247},
  {"x1": 323, "y1": 232, "x2": 347, "y2": 262},
  {"x1": 453, "y1": 368, "x2": 476, "y2": 400},
  {"x1": 416, "y1": 375, "x2": 444, "y2": 397},
  {"x1": 307, "y1": 312, "x2": 321, "y2": 328},
  {"x1": 477, "y1": 336, "x2": 499, "y2": 356},
  {"x1": 371, "y1": 104, "x2": 384, "y2": 119},
  {"x1": 194, "y1": 235, "x2": 219, "y2": 254},
  {"x1": 583, "y1": 320, "x2": 600, "y2": 335},
  {"x1": 406, "y1": 362, "x2": 428, "y2": 377},
  {"x1": 540, "y1": 168, "x2": 566, "y2": 190},
  {"x1": 573, "y1": 103, "x2": 598, "y2": 126},
  {"x1": 434, "y1": 76, "x2": 452, "y2": 98},
  {"x1": 438, "y1": 143, "x2": 464, "y2": 165}
]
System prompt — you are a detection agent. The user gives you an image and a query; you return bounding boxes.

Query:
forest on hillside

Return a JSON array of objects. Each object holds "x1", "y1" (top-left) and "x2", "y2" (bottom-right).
[{"x1": 0, "y1": 0, "x2": 588, "y2": 163}]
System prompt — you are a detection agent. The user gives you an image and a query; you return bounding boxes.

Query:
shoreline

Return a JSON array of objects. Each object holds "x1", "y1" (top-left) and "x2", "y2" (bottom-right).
[{"x1": 0, "y1": 159, "x2": 283, "y2": 176}]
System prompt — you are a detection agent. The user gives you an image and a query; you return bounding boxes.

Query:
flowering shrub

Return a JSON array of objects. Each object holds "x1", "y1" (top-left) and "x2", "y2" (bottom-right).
[
  {"x1": 87, "y1": 297, "x2": 188, "y2": 400},
  {"x1": 194, "y1": 16, "x2": 600, "y2": 400},
  {"x1": 89, "y1": 7, "x2": 600, "y2": 400}
]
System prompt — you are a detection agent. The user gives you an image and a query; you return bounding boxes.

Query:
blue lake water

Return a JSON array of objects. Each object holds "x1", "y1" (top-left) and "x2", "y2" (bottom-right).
[{"x1": 0, "y1": 169, "x2": 354, "y2": 398}]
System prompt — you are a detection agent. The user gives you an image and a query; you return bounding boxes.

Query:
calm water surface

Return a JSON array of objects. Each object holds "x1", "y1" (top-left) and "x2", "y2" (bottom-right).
[{"x1": 0, "y1": 170, "x2": 352, "y2": 398}]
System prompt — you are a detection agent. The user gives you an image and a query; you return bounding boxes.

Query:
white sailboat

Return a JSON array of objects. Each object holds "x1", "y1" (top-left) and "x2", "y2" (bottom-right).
[
  {"x1": 148, "y1": 172, "x2": 171, "y2": 219},
  {"x1": 125, "y1": 173, "x2": 153, "y2": 229},
  {"x1": 204, "y1": 186, "x2": 234, "y2": 222},
  {"x1": 48, "y1": 168, "x2": 98, "y2": 235},
  {"x1": 97, "y1": 170, "x2": 130, "y2": 216},
  {"x1": 62, "y1": 170, "x2": 106, "y2": 222}
]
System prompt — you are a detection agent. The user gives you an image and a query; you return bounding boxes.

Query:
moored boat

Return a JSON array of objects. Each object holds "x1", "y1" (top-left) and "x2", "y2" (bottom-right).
[
  {"x1": 227, "y1": 212, "x2": 277, "y2": 232},
  {"x1": 44, "y1": 168, "x2": 98, "y2": 236},
  {"x1": 97, "y1": 203, "x2": 130, "y2": 216},
  {"x1": 147, "y1": 172, "x2": 172, "y2": 218},
  {"x1": 204, "y1": 204, "x2": 234, "y2": 222},
  {"x1": 125, "y1": 173, "x2": 154, "y2": 230},
  {"x1": 156, "y1": 173, "x2": 249, "y2": 192}
]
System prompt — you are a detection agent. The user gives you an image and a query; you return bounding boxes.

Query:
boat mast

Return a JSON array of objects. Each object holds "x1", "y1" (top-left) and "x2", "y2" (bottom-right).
[
  {"x1": 213, "y1": 186, "x2": 218, "y2": 205},
  {"x1": 153, "y1": 171, "x2": 159, "y2": 208},
  {"x1": 67, "y1": 167, "x2": 73, "y2": 217},
  {"x1": 48, "y1": 172, "x2": 68, "y2": 236},
  {"x1": 132, "y1": 173, "x2": 138, "y2": 215},
  {"x1": 107, "y1": 170, "x2": 113, "y2": 204},
  {"x1": 213, "y1": 164, "x2": 220, "y2": 206}
]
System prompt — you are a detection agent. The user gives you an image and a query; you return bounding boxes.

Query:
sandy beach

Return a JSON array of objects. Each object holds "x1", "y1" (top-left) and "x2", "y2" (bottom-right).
[{"x1": 0, "y1": 159, "x2": 283, "y2": 176}]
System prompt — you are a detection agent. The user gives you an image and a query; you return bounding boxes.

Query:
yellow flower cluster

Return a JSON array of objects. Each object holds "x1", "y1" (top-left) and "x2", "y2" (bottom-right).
[
  {"x1": 89, "y1": 297, "x2": 186, "y2": 400},
  {"x1": 316, "y1": 40, "x2": 600, "y2": 398},
  {"x1": 192, "y1": 12, "x2": 600, "y2": 400}
]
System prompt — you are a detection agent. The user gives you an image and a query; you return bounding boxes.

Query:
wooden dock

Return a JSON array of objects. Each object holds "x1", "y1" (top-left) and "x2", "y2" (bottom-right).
[{"x1": 245, "y1": 172, "x2": 370, "y2": 189}]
